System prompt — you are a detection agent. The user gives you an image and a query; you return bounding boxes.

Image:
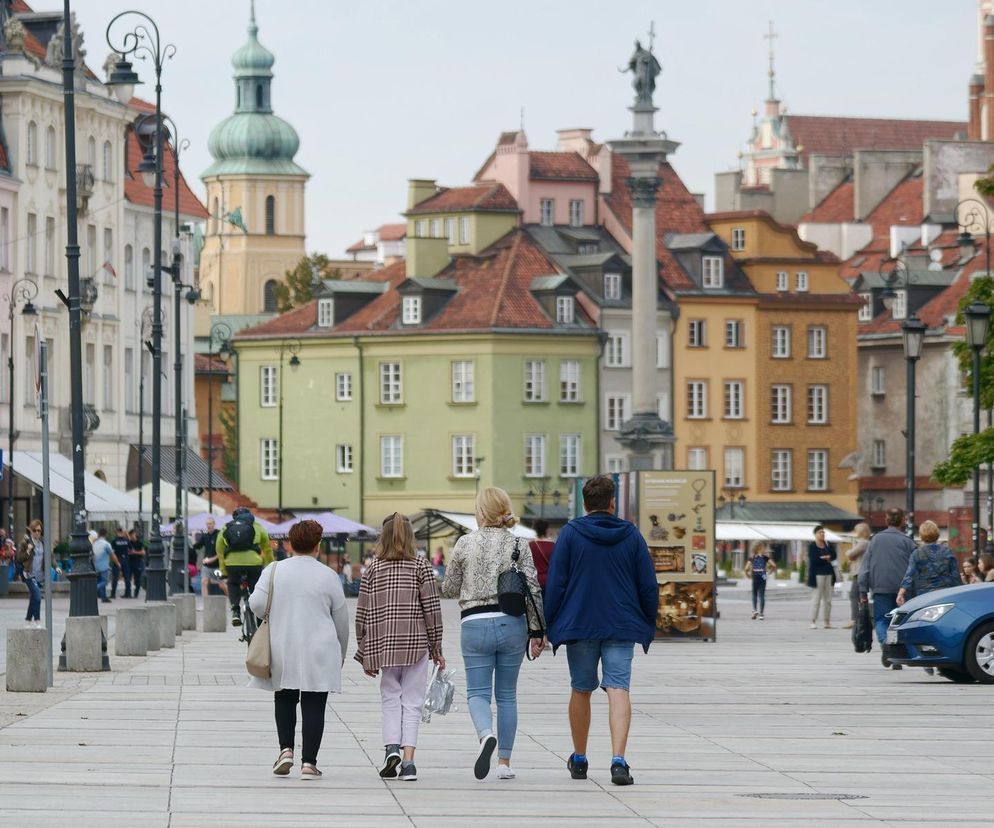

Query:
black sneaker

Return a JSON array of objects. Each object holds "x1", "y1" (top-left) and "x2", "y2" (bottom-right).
[
  {"x1": 567, "y1": 753, "x2": 588, "y2": 780},
  {"x1": 379, "y1": 745, "x2": 401, "y2": 778},
  {"x1": 398, "y1": 762, "x2": 417, "y2": 782},
  {"x1": 231, "y1": 609, "x2": 242, "y2": 628},
  {"x1": 610, "y1": 761, "x2": 634, "y2": 786},
  {"x1": 474, "y1": 734, "x2": 497, "y2": 780}
]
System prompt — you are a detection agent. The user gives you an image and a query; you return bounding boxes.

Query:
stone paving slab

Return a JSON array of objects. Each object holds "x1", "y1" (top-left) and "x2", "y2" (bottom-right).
[{"x1": 1, "y1": 592, "x2": 993, "y2": 825}]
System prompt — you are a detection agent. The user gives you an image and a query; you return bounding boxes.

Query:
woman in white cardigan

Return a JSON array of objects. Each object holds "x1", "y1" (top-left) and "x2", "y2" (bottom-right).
[{"x1": 249, "y1": 519, "x2": 350, "y2": 779}]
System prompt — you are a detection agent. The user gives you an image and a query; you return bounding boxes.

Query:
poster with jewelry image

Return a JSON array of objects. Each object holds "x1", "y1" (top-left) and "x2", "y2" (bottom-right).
[{"x1": 636, "y1": 471, "x2": 716, "y2": 641}]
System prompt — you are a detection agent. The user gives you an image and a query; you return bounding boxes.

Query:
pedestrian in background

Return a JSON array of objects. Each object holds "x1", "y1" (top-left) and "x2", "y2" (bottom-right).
[
  {"x1": 17, "y1": 520, "x2": 46, "y2": 626},
  {"x1": 127, "y1": 529, "x2": 146, "y2": 598},
  {"x1": 746, "y1": 542, "x2": 775, "y2": 620},
  {"x1": 897, "y1": 520, "x2": 959, "y2": 607},
  {"x1": 807, "y1": 525, "x2": 836, "y2": 629},
  {"x1": 249, "y1": 519, "x2": 350, "y2": 780},
  {"x1": 858, "y1": 508, "x2": 916, "y2": 670},
  {"x1": 843, "y1": 523, "x2": 871, "y2": 630},
  {"x1": 528, "y1": 519, "x2": 555, "y2": 593},
  {"x1": 978, "y1": 552, "x2": 994, "y2": 582},
  {"x1": 91, "y1": 528, "x2": 119, "y2": 604},
  {"x1": 112, "y1": 527, "x2": 132, "y2": 598},
  {"x1": 193, "y1": 517, "x2": 225, "y2": 598},
  {"x1": 355, "y1": 512, "x2": 444, "y2": 783},
  {"x1": 962, "y1": 556, "x2": 981, "y2": 584}
]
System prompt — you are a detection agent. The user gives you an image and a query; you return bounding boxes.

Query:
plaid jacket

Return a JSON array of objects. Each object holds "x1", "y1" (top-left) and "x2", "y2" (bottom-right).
[{"x1": 354, "y1": 556, "x2": 443, "y2": 672}]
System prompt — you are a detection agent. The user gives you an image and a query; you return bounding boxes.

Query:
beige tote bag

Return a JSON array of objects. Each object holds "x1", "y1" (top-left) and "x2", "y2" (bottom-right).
[{"x1": 246, "y1": 563, "x2": 276, "y2": 679}]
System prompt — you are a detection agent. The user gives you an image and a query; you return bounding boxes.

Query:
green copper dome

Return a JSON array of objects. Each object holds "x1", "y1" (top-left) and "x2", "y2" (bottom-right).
[{"x1": 202, "y1": 1, "x2": 308, "y2": 178}]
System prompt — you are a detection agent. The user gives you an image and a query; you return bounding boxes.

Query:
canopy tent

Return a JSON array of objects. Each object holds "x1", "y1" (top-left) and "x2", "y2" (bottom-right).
[
  {"x1": 715, "y1": 522, "x2": 768, "y2": 542},
  {"x1": 10, "y1": 451, "x2": 141, "y2": 521},
  {"x1": 411, "y1": 509, "x2": 537, "y2": 541},
  {"x1": 718, "y1": 521, "x2": 846, "y2": 544},
  {"x1": 127, "y1": 481, "x2": 227, "y2": 520},
  {"x1": 159, "y1": 512, "x2": 280, "y2": 537},
  {"x1": 267, "y1": 511, "x2": 378, "y2": 540}
]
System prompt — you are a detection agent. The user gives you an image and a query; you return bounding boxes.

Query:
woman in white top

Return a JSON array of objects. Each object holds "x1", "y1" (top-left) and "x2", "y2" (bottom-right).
[
  {"x1": 249, "y1": 520, "x2": 350, "y2": 779},
  {"x1": 442, "y1": 487, "x2": 545, "y2": 781}
]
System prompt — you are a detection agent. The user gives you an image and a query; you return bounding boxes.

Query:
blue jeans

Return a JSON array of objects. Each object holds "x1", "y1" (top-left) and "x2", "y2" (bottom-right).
[
  {"x1": 460, "y1": 615, "x2": 527, "y2": 760},
  {"x1": 872, "y1": 593, "x2": 898, "y2": 644},
  {"x1": 24, "y1": 575, "x2": 42, "y2": 621},
  {"x1": 96, "y1": 569, "x2": 109, "y2": 600}
]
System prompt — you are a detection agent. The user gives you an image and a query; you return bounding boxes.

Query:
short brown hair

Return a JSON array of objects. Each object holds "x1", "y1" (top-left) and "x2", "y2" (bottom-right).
[
  {"x1": 288, "y1": 520, "x2": 323, "y2": 552},
  {"x1": 980, "y1": 552, "x2": 994, "y2": 573},
  {"x1": 583, "y1": 475, "x2": 616, "y2": 513},
  {"x1": 885, "y1": 507, "x2": 905, "y2": 528},
  {"x1": 919, "y1": 520, "x2": 940, "y2": 543}
]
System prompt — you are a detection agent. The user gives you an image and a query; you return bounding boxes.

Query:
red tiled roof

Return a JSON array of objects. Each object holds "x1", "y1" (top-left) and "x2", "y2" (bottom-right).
[
  {"x1": 195, "y1": 354, "x2": 228, "y2": 374},
  {"x1": 379, "y1": 223, "x2": 406, "y2": 241},
  {"x1": 800, "y1": 179, "x2": 855, "y2": 224},
  {"x1": 528, "y1": 151, "x2": 598, "y2": 182},
  {"x1": 785, "y1": 115, "x2": 966, "y2": 163},
  {"x1": 839, "y1": 173, "x2": 924, "y2": 279},
  {"x1": 407, "y1": 183, "x2": 519, "y2": 215},
  {"x1": 124, "y1": 102, "x2": 208, "y2": 219},
  {"x1": 602, "y1": 154, "x2": 710, "y2": 292}
]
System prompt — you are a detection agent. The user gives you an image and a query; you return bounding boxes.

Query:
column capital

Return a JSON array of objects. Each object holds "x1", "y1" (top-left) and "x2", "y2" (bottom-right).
[{"x1": 625, "y1": 176, "x2": 661, "y2": 207}]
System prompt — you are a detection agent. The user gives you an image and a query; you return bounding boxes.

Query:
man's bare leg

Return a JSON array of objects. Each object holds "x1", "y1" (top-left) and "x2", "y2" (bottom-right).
[
  {"x1": 605, "y1": 688, "x2": 631, "y2": 758},
  {"x1": 569, "y1": 689, "x2": 592, "y2": 755}
]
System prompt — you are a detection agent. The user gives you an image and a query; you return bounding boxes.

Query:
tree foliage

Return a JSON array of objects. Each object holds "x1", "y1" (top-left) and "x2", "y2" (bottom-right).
[
  {"x1": 950, "y1": 274, "x2": 994, "y2": 409},
  {"x1": 271, "y1": 253, "x2": 340, "y2": 314},
  {"x1": 219, "y1": 406, "x2": 238, "y2": 487},
  {"x1": 933, "y1": 428, "x2": 994, "y2": 486}
]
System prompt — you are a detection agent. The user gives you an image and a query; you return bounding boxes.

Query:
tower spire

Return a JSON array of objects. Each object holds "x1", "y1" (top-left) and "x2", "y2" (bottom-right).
[
  {"x1": 249, "y1": 0, "x2": 257, "y2": 35},
  {"x1": 764, "y1": 19, "x2": 778, "y2": 101}
]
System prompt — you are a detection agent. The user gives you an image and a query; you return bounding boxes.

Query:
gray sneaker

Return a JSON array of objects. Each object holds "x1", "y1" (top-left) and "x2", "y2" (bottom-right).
[
  {"x1": 379, "y1": 745, "x2": 401, "y2": 778},
  {"x1": 398, "y1": 761, "x2": 418, "y2": 781}
]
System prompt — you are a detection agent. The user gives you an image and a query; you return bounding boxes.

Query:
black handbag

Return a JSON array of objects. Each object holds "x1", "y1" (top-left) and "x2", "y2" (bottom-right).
[{"x1": 497, "y1": 539, "x2": 529, "y2": 617}]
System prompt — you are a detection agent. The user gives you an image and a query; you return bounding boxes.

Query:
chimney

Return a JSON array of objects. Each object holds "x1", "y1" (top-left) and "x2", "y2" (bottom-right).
[
  {"x1": 970, "y1": 73, "x2": 985, "y2": 141},
  {"x1": 407, "y1": 179, "x2": 437, "y2": 210},
  {"x1": 492, "y1": 131, "x2": 528, "y2": 203},
  {"x1": 556, "y1": 128, "x2": 594, "y2": 156},
  {"x1": 985, "y1": 14, "x2": 994, "y2": 139}
]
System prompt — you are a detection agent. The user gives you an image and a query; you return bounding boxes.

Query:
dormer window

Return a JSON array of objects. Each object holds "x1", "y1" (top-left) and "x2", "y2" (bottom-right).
[
  {"x1": 891, "y1": 290, "x2": 907, "y2": 320},
  {"x1": 317, "y1": 298, "x2": 334, "y2": 328},
  {"x1": 731, "y1": 227, "x2": 745, "y2": 251},
  {"x1": 402, "y1": 295, "x2": 422, "y2": 325},
  {"x1": 702, "y1": 256, "x2": 724, "y2": 289},
  {"x1": 577, "y1": 242, "x2": 599, "y2": 254},
  {"x1": 858, "y1": 292, "x2": 873, "y2": 322},
  {"x1": 556, "y1": 295, "x2": 575, "y2": 324},
  {"x1": 603, "y1": 272, "x2": 621, "y2": 301},
  {"x1": 569, "y1": 200, "x2": 584, "y2": 227},
  {"x1": 540, "y1": 199, "x2": 554, "y2": 226}
]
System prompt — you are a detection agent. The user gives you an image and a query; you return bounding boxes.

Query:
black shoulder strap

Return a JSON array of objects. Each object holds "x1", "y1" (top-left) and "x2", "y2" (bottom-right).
[{"x1": 511, "y1": 537, "x2": 521, "y2": 563}]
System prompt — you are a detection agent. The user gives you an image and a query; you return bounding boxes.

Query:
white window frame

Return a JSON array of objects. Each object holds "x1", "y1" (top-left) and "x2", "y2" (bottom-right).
[
  {"x1": 524, "y1": 359, "x2": 545, "y2": 402},
  {"x1": 452, "y1": 360, "x2": 474, "y2": 403},
  {"x1": 402, "y1": 295, "x2": 422, "y2": 325},
  {"x1": 445, "y1": 217, "x2": 455, "y2": 240},
  {"x1": 687, "y1": 380, "x2": 707, "y2": 419},
  {"x1": 556, "y1": 295, "x2": 575, "y2": 324},
  {"x1": 731, "y1": 227, "x2": 745, "y2": 251},
  {"x1": 26, "y1": 121, "x2": 37, "y2": 166},
  {"x1": 723, "y1": 447, "x2": 745, "y2": 488},
  {"x1": 891, "y1": 289, "x2": 907, "y2": 320},
  {"x1": 604, "y1": 393, "x2": 630, "y2": 431},
  {"x1": 260, "y1": 438, "x2": 279, "y2": 480},
  {"x1": 540, "y1": 199, "x2": 554, "y2": 226},
  {"x1": 776, "y1": 271, "x2": 788, "y2": 291},
  {"x1": 380, "y1": 435, "x2": 403, "y2": 478},
  {"x1": 102, "y1": 345, "x2": 113, "y2": 410},
  {"x1": 796, "y1": 271, "x2": 809, "y2": 292},
  {"x1": 807, "y1": 449, "x2": 828, "y2": 491},
  {"x1": 45, "y1": 125, "x2": 56, "y2": 170},
  {"x1": 414, "y1": 219, "x2": 427, "y2": 237},
  {"x1": 807, "y1": 384, "x2": 828, "y2": 424},
  {"x1": 688, "y1": 319, "x2": 706, "y2": 348},
  {"x1": 771, "y1": 449, "x2": 792, "y2": 491},
  {"x1": 317, "y1": 298, "x2": 334, "y2": 328},
  {"x1": 560, "y1": 433, "x2": 580, "y2": 477},
  {"x1": 452, "y1": 434, "x2": 475, "y2": 478},
  {"x1": 858, "y1": 292, "x2": 873, "y2": 322},
  {"x1": 603, "y1": 271, "x2": 621, "y2": 301},
  {"x1": 723, "y1": 380, "x2": 744, "y2": 419},
  {"x1": 872, "y1": 439, "x2": 886, "y2": 468},
  {"x1": 605, "y1": 332, "x2": 630, "y2": 368},
  {"x1": 606, "y1": 455, "x2": 626, "y2": 473},
  {"x1": 807, "y1": 326, "x2": 827, "y2": 359},
  {"x1": 569, "y1": 199, "x2": 583, "y2": 227},
  {"x1": 260, "y1": 365, "x2": 277, "y2": 407},
  {"x1": 430, "y1": 218, "x2": 441, "y2": 238},
  {"x1": 524, "y1": 434, "x2": 546, "y2": 477},
  {"x1": 771, "y1": 384, "x2": 792, "y2": 424},
  {"x1": 560, "y1": 359, "x2": 580, "y2": 402},
  {"x1": 725, "y1": 320, "x2": 743, "y2": 348},
  {"x1": 871, "y1": 365, "x2": 886, "y2": 396},
  {"x1": 335, "y1": 372, "x2": 352, "y2": 401},
  {"x1": 459, "y1": 216, "x2": 470, "y2": 244},
  {"x1": 379, "y1": 362, "x2": 402, "y2": 404},
  {"x1": 687, "y1": 447, "x2": 708, "y2": 471},
  {"x1": 702, "y1": 255, "x2": 724, "y2": 288},
  {"x1": 336, "y1": 443, "x2": 354, "y2": 473},
  {"x1": 772, "y1": 325, "x2": 790, "y2": 358}
]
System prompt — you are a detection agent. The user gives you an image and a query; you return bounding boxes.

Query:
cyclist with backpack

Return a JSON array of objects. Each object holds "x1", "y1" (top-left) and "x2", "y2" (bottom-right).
[{"x1": 217, "y1": 507, "x2": 273, "y2": 627}]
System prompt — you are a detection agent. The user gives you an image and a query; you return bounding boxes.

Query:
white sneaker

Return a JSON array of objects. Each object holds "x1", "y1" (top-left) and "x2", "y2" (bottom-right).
[
  {"x1": 496, "y1": 765, "x2": 515, "y2": 780},
  {"x1": 809, "y1": 623, "x2": 817, "y2": 629}
]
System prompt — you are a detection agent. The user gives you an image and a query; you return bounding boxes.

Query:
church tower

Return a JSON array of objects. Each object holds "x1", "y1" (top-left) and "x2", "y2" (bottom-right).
[{"x1": 199, "y1": 1, "x2": 309, "y2": 316}]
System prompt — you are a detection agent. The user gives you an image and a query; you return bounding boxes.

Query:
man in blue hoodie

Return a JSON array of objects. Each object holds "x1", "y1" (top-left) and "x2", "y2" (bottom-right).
[{"x1": 545, "y1": 475, "x2": 659, "y2": 786}]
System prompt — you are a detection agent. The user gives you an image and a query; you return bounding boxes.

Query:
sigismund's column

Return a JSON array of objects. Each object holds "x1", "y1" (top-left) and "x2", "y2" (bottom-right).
[{"x1": 609, "y1": 36, "x2": 678, "y2": 471}]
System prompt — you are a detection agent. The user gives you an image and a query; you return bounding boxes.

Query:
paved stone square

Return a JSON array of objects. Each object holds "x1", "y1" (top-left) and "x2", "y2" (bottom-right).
[{"x1": 1, "y1": 585, "x2": 992, "y2": 827}]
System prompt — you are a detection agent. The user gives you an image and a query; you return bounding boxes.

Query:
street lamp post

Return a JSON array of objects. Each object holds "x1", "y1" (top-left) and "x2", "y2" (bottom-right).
[
  {"x1": 3, "y1": 279, "x2": 38, "y2": 539},
  {"x1": 965, "y1": 301, "x2": 992, "y2": 557},
  {"x1": 206, "y1": 321, "x2": 232, "y2": 512},
  {"x1": 718, "y1": 489, "x2": 747, "y2": 519},
  {"x1": 136, "y1": 307, "x2": 155, "y2": 541},
  {"x1": 106, "y1": 10, "x2": 176, "y2": 603},
  {"x1": 901, "y1": 314, "x2": 927, "y2": 539},
  {"x1": 276, "y1": 339, "x2": 301, "y2": 520}
]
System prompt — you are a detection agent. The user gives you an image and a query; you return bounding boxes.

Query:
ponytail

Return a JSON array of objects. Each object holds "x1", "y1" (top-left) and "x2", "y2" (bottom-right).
[{"x1": 376, "y1": 512, "x2": 416, "y2": 561}]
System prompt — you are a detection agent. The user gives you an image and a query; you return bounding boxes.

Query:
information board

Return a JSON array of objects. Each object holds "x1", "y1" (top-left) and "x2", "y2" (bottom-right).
[{"x1": 636, "y1": 470, "x2": 716, "y2": 641}]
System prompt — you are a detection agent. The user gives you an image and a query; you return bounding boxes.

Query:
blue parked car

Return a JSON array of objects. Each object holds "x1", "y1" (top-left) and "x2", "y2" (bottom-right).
[{"x1": 886, "y1": 582, "x2": 994, "y2": 683}]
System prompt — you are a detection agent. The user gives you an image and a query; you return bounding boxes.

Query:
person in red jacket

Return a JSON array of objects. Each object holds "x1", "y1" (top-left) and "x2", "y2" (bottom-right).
[{"x1": 528, "y1": 520, "x2": 555, "y2": 592}]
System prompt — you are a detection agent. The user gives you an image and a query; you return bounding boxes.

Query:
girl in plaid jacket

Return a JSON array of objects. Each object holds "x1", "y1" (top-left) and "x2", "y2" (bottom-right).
[{"x1": 355, "y1": 513, "x2": 444, "y2": 782}]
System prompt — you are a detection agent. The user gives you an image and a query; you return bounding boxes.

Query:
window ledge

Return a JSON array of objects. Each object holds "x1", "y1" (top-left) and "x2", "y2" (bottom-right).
[
  {"x1": 336, "y1": 469, "x2": 354, "y2": 474},
  {"x1": 721, "y1": 417, "x2": 748, "y2": 422},
  {"x1": 523, "y1": 400, "x2": 550, "y2": 406},
  {"x1": 559, "y1": 399, "x2": 584, "y2": 405},
  {"x1": 685, "y1": 416, "x2": 712, "y2": 421},
  {"x1": 447, "y1": 475, "x2": 477, "y2": 482},
  {"x1": 447, "y1": 400, "x2": 478, "y2": 407},
  {"x1": 374, "y1": 402, "x2": 406, "y2": 409},
  {"x1": 335, "y1": 397, "x2": 353, "y2": 403},
  {"x1": 807, "y1": 421, "x2": 830, "y2": 427},
  {"x1": 376, "y1": 476, "x2": 407, "y2": 482}
]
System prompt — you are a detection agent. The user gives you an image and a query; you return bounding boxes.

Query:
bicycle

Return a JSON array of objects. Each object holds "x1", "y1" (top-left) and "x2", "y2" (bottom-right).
[{"x1": 238, "y1": 573, "x2": 258, "y2": 644}]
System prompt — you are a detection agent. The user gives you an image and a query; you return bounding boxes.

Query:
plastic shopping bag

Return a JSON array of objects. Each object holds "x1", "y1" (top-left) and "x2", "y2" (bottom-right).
[{"x1": 421, "y1": 665, "x2": 458, "y2": 723}]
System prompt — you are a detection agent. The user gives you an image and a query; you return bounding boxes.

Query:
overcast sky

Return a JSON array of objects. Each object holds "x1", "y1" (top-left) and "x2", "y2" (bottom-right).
[{"x1": 76, "y1": 0, "x2": 976, "y2": 257}]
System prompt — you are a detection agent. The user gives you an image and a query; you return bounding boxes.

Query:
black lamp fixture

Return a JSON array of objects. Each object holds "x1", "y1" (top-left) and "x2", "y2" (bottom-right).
[
  {"x1": 965, "y1": 301, "x2": 992, "y2": 350},
  {"x1": 958, "y1": 229, "x2": 977, "y2": 261},
  {"x1": 901, "y1": 313, "x2": 927, "y2": 361},
  {"x1": 289, "y1": 353, "x2": 301, "y2": 371},
  {"x1": 901, "y1": 313, "x2": 927, "y2": 538},
  {"x1": 874, "y1": 496, "x2": 885, "y2": 511},
  {"x1": 106, "y1": 55, "x2": 141, "y2": 103}
]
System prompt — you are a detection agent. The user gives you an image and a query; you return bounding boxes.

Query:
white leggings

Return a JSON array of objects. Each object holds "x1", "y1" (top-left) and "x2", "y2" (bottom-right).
[{"x1": 379, "y1": 653, "x2": 430, "y2": 748}]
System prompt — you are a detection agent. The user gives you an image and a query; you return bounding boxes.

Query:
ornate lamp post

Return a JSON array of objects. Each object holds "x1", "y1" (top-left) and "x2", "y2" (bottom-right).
[
  {"x1": 717, "y1": 489, "x2": 747, "y2": 519},
  {"x1": 965, "y1": 301, "x2": 992, "y2": 556},
  {"x1": 3, "y1": 278, "x2": 38, "y2": 538},
  {"x1": 106, "y1": 10, "x2": 176, "y2": 602},
  {"x1": 901, "y1": 314, "x2": 926, "y2": 538},
  {"x1": 206, "y1": 321, "x2": 233, "y2": 512},
  {"x1": 276, "y1": 339, "x2": 301, "y2": 520},
  {"x1": 135, "y1": 306, "x2": 156, "y2": 541}
]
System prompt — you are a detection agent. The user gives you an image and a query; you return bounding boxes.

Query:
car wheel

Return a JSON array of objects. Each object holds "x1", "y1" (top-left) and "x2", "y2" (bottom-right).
[
  {"x1": 963, "y1": 622, "x2": 994, "y2": 684},
  {"x1": 936, "y1": 667, "x2": 977, "y2": 684}
]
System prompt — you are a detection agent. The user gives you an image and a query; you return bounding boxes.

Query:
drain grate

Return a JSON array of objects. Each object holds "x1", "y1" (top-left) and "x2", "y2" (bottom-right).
[{"x1": 738, "y1": 793, "x2": 867, "y2": 801}]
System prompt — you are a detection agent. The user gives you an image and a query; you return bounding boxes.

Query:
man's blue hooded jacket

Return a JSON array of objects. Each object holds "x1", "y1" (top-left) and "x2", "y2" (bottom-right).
[{"x1": 544, "y1": 511, "x2": 659, "y2": 652}]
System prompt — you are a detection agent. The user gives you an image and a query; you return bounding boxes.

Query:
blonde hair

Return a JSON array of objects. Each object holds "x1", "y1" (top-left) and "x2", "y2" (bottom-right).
[
  {"x1": 376, "y1": 513, "x2": 416, "y2": 561},
  {"x1": 919, "y1": 520, "x2": 940, "y2": 544},
  {"x1": 476, "y1": 487, "x2": 517, "y2": 529},
  {"x1": 853, "y1": 522, "x2": 871, "y2": 540},
  {"x1": 751, "y1": 542, "x2": 768, "y2": 557}
]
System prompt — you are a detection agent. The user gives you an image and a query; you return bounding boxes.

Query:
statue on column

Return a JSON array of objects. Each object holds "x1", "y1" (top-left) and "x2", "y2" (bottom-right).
[{"x1": 622, "y1": 39, "x2": 661, "y2": 106}]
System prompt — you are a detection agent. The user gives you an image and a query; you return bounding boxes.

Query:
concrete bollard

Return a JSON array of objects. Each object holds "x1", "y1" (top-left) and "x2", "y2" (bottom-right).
[
  {"x1": 146, "y1": 602, "x2": 177, "y2": 649},
  {"x1": 173, "y1": 594, "x2": 196, "y2": 631},
  {"x1": 6, "y1": 628, "x2": 48, "y2": 692},
  {"x1": 65, "y1": 616, "x2": 105, "y2": 672},
  {"x1": 202, "y1": 595, "x2": 228, "y2": 632},
  {"x1": 114, "y1": 607, "x2": 150, "y2": 657},
  {"x1": 174, "y1": 603, "x2": 184, "y2": 637}
]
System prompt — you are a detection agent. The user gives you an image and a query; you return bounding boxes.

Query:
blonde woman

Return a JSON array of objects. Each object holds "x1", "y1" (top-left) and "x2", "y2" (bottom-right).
[
  {"x1": 844, "y1": 523, "x2": 871, "y2": 630},
  {"x1": 354, "y1": 513, "x2": 444, "y2": 782},
  {"x1": 442, "y1": 487, "x2": 545, "y2": 781}
]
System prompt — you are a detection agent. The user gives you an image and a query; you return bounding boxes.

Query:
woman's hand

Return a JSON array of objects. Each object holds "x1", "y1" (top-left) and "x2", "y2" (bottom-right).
[
  {"x1": 364, "y1": 668, "x2": 378, "y2": 678},
  {"x1": 433, "y1": 654, "x2": 446, "y2": 672},
  {"x1": 896, "y1": 589, "x2": 906, "y2": 607},
  {"x1": 530, "y1": 637, "x2": 545, "y2": 660}
]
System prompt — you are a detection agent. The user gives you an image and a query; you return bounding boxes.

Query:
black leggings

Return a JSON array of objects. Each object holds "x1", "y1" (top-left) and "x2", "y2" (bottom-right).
[
  {"x1": 274, "y1": 689, "x2": 328, "y2": 765},
  {"x1": 751, "y1": 575, "x2": 767, "y2": 614},
  {"x1": 227, "y1": 565, "x2": 262, "y2": 610}
]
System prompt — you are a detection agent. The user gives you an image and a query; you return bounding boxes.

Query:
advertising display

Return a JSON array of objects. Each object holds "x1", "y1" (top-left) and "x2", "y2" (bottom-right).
[{"x1": 636, "y1": 471, "x2": 716, "y2": 641}]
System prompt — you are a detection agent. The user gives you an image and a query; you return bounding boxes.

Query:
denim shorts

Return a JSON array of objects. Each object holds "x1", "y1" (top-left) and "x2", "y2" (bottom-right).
[{"x1": 566, "y1": 639, "x2": 635, "y2": 692}]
